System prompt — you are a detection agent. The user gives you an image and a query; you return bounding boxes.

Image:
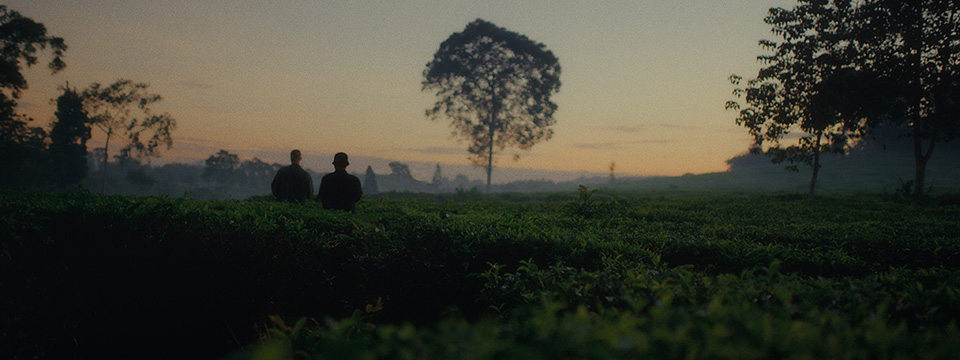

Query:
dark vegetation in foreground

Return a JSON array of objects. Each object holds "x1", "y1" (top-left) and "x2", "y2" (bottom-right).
[{"x1": 2, "y1": 189, "x2": 960, "y2": 359}]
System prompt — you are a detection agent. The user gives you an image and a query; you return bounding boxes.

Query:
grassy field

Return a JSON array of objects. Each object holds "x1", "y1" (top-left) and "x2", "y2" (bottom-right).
[{"x1": 2, "y1": 188, "x2": 959, "y2": 359}]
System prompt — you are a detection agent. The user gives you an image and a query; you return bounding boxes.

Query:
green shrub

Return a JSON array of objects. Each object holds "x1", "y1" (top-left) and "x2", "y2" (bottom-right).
[{"x1": 2, "y1": 189, "x2": 959, "y2": 359}]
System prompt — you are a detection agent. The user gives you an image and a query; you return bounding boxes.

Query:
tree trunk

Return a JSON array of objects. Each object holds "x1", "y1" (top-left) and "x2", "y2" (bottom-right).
[
  {"x1": 914, "y1": 157, "x2": 927, "y2": 198},
  {"x1": 101, "y1": 129, "x2": 111, "y2": 194},
  {"x1": 913, "y1": 127, "x2": 935, "y2": 198},
  {"x1": 809, "y1": 133, "x2": 821, "y2": 200},
  {"x1": 486, "y1": 127, "x2": 494, "y2": 189}
]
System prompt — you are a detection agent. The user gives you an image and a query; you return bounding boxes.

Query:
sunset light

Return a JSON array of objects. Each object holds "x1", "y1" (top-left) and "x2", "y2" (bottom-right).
[{"x1": 9, "y1": 0, "x2": 796, "y2": 181}]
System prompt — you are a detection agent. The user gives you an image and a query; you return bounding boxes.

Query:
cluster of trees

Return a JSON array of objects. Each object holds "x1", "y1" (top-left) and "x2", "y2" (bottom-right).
[
  {"x1": 96, "y1": 155, "x2": 478, "y2": 199},
  {"x1": 369, "y1": 161, "x2": 482, "y2": 194},
  {"x1": 62, "y1": 150, "x2": 291, "y2": 200},
  {"x1": 0, "y1": 6, "x2": 175, "y2": 191},
  {"x1": 728, "y1": 0, "x2": 960, "y2": 199},
  {"x1": 202, "y1": 149, "x2": 285, "y2": 188}
]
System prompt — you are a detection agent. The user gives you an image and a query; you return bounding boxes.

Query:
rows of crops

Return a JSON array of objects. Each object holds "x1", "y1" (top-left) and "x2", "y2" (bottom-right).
[{"x1": 2, "y1": 189, "x2": 959, "y2": 359}]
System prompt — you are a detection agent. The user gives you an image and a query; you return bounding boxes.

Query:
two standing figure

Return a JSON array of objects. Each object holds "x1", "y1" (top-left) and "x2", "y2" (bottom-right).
[{"x1": 271, "y1": 150, "x2": 363, "y2": 211}]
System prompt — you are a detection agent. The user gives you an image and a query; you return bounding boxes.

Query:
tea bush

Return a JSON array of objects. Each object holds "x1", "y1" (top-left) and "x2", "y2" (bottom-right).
[{"x1": 2, "y1": 189, "x2": 958, "y2": 359}]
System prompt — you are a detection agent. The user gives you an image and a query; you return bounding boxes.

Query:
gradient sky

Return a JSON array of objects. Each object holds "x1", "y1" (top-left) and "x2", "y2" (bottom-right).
[{"x1": 9, "y1": 0, "x2": 796, "y2": 179}]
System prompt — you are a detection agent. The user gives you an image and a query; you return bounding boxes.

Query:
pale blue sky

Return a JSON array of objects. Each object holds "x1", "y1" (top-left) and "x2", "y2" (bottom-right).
[{"x1": 10, "y1": 0, "x2": 796, "y2": 178}]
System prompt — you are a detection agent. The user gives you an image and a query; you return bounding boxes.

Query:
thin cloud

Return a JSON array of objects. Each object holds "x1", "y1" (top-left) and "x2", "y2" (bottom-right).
[
  {"x1": 721, "y1": 127, "x2": 750, "y2": 135},
  {"x1": 179, "y1": 81, "x2": 216, "y2": 89},
  {"x1": 611, "y1": 125, "x2": 652, "y2": 133},
  {"x1": 610, "y1": 123, "x2": 702, "y2": 133},
  {"x1": 412, "y1": 146, "x2": 464, "y2": 155},
  {"x1": 174, "y1": 136, "x2": 232, "y2": 147},
  {"x1": 574, "y1": 139, "x2": 674, "y2": 150},
  {"x1": 657, "y1": 123, "x2": 702, "y2": 130}
]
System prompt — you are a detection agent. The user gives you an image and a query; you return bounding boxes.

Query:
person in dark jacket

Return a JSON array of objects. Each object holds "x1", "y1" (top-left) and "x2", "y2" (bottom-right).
[
  {"x1": 318, "y1": 152, "x2": 363, "y2": 211},
  {"x1": 271, "y1": 149, "x2": 314, "y2": 203}
]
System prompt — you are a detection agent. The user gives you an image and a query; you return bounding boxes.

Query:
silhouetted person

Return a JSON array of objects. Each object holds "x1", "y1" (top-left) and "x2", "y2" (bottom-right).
[
  {"x1": 319, "y1": 152, "x2": 363, "y2": 211},
  {"x1": 271, "y1": 149, "x2": 314, "y2": 204}
]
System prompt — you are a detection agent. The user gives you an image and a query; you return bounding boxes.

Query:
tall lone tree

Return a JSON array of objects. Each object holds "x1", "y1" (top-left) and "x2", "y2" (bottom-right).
[
  {"x1": 82, "y1": 79, "x2": 176, "y2": 193},
  {"x1": 423, "y1": 19, "x2": 561, "y2": 187}
]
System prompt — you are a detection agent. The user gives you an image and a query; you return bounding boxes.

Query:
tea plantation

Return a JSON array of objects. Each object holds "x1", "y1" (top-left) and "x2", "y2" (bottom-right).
[{"x1": 2, "y1": 188, "x2": 959, "y2": 359}]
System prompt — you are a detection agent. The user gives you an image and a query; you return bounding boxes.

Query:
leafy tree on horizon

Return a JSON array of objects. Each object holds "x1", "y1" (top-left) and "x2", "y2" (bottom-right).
[
  {"x1": 432, "y1": 163, "x2": 443, "y2": 186},
  {"x1": 238, "y1": 157, "x2": 277, "y2": 177},
  {"x1": 236, "y1": 157, "x2": 281, "y2": 189},
  {"x1": 389, "y1": 161, "x2": 413, "y2": 180},
  {"x1": 423, "y1": 19, "x2": 561, "y2": 188},
  {"x1": 364, "y1": 165, "x2": 378, "y2": 195},
  {"x1": 203, "y1": 149, "x2": 240, "y2": 185},
  {"x1": 82, "y1": 79, "x2": 176, "y2": 193},
  {"x1": 49, "y1": 84, "x2": 91, "y2": 188}
]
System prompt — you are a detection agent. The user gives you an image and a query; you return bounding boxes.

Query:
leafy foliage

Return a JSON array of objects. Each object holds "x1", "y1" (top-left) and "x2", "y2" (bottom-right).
[
  {"x1": 48, "y1": 85, "x2": 92, "y2": 188},
  {"x1": 728, "y1": 0, "x2": 866, "y2": 198},
  {"x1": 203, "y1": 149, "x2": 241, "y2": 184},
  {"x1": 855, "y1": 0, "x2": 960, "y2": 197},
  {"x1": 82, "y1": 79, "x2": 176, "y2": 192},
  {"x1": 0, "y1": 5, "x2": 67, "y2": 188},
  {"x1": 731, "y1": 0, "x2": 960, "y2": 199},
  {"x1": 423, "y1": 19, "x2": 561, "y2": 186},
  {"x1": 2, "y1": 190, "x2": 959, "y2": 358},
  {"x1": 0, "y1": 5, "x2": 66, "y2": 98}
]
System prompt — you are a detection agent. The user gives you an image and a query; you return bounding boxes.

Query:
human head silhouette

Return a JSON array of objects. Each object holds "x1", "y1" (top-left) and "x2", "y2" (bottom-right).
[
  {"x1": 290, "y1": 149, "x2": 302, "y2": 164},
  {"x1": 333, "y1": 152, "x2": 349, "y2": 169}
]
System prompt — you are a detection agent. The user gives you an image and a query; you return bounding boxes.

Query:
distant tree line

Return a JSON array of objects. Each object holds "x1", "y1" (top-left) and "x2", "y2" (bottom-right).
[
  {"x1": 728, "y1": 0, "x2": 960, "y2": 199},
  {"x1": 58, "y1": 149, "x2": 288, "y2": 200},
  {"x1": 73, "y1": 154, "x2": 610, "y2": 200}
]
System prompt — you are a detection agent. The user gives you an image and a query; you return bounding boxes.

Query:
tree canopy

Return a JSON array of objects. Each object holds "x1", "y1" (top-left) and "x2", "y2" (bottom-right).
[
  {"x1": 0, "y1": 5, "x2": 66, "y2": 188},
  {"x1": 0, "y1": 5, "x2": 66, "y2": 99},
  {"x1": 0, "y1": 5, "x2": 66, "y2": 143},
  {"x1": 423, "y1": 19, "x2": 561, "y2": 187},
  {"x1": 82, "y1": 79, "x2": 176, "y2": 192},
  {"x1": 204, "y1": 149, "x2": 240, "y2": 184},
  {"x1": 854, "y1": 0, "x2": 960, "y2": 197},
  {"x1": 730, "y1": 0, "x2": 960, "y2": 198},
  {"x1": 49, "y1": 84, "x2": 91, "y2": 188},
  {"x1": 728, "y1": 0, "x2": 866, "y2": 198},
  {"x1": 388, "y1": 161, "x2": 412, "y2": 179}
]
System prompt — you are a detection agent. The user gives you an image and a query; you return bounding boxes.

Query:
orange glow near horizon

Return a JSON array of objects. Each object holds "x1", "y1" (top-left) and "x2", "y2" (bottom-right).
[{"x1": 8, "y1": 0, "x2": 795, "y2": 181}]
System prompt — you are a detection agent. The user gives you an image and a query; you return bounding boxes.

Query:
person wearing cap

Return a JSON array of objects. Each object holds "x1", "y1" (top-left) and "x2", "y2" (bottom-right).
[
  {"x1": 318, "y1": 152, "x2": 363, "y2": 211},
  {"x1": 271, "y1": 149, "x2": 314, "y2": 204}
]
